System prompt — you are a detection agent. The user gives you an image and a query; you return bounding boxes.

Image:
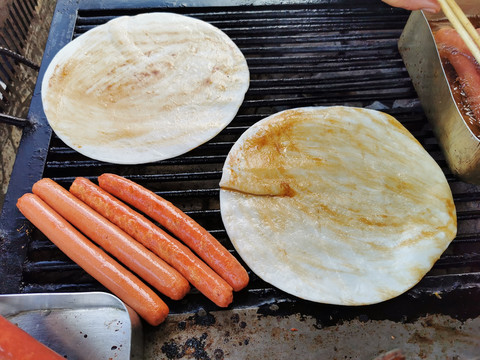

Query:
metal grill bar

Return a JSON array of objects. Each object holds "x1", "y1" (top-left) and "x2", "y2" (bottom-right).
[
  {"x1": 1, "y1": 1, "x2": 479, "y2": 319},
  {"x1": 40, "y1": 0, "x2": 480, "y2": 284},
  {"x1": 0, "y1": 0, "x2": 39, "y2": 112}
]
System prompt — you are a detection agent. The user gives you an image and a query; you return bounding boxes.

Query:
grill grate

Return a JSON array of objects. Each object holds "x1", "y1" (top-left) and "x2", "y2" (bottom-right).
[{"x1": 2, "y1": 0, "x2": 480, "y2": 319}]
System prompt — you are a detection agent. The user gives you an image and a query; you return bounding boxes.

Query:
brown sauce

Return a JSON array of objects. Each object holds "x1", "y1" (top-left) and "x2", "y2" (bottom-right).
[
  {"x1": 430, "y1": 16, "x2": 480, "y2": 137},
  {"x1": 442, "y1": 59, "x2": 480, "y2": 136}
]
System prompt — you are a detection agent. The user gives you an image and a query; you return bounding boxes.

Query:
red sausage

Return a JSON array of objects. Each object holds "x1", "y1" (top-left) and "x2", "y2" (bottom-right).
[
  {"x1": 98, "y1": 173, "x2": 249, "y2": 292},
  {"x1": 32, "y1": 178, "x2": 190, "y2": 300},
  {"x1": 16, "y1": 193, "x2": 169, "y2": 326},
  {"x1": 0, "y1": 314, "x2": 65, "y2": 359},
  {"x1": 435, "y1": 27, "x2": 480, "y2": 121},
  {"x1": 435, "y1": 27, "x2": 480, "y2": 55},
  {"x1": 70, "y1": 177, "x2": 233, "y2": 308}
]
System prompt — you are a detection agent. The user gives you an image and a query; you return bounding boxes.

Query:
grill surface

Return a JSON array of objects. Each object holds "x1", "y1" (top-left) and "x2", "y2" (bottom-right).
[{"x1": 1, "y1": 0, "x2": 480, "y2": 325}]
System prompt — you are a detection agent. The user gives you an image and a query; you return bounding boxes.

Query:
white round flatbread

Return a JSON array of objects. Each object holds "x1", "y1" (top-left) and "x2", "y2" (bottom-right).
[
  {"x1": 41, "y1": 12, "x2": 249, "y2": 164},
  {"x1": 220, "y1": 106, "x2": 457, "y2": 305}
]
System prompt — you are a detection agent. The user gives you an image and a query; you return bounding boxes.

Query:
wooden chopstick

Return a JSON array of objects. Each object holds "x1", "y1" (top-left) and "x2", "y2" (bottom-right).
[{"x1": 437, "y1": 0, "x2": 480, "y2": 65}]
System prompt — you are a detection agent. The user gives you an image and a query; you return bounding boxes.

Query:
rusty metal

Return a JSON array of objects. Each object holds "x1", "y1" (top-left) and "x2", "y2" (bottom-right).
[
  {"x1": 0, "y1": 112, "x2": 30, "y2": 127},
  {"x1": 0, "y1": 46, "x2": 40, "y2": 70},
  {"x1": 144, "y1": 307, "x2": 480, "y2": 359}
]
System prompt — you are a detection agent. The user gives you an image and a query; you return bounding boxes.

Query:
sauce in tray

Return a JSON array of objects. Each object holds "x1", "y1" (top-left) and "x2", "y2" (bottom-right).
[
  {"x1": 443, "y1": 62, "x2": 480, "y2": 135},
  {"x1": 430, "y1": 16, "x2": 480, "y2": 138}
]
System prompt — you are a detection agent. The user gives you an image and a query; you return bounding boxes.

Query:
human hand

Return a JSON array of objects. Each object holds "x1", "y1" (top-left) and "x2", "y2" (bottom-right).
[{"x1": 381, "y1": 0, "x2": 440, "y2": 13}]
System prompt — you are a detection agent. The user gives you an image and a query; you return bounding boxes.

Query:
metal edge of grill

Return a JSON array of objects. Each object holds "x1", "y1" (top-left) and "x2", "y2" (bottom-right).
[{"x1": 1, "y1": 0, "x2": 479, "y2": 324}]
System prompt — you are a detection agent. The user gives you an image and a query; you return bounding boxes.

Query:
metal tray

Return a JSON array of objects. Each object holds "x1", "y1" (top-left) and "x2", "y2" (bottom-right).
[
  {"x1": 0, "y1": 292, "x2": 143, "y2": 360},
  {"x1": 398, "y1": 1, "x2": 480, "y2": 183}
]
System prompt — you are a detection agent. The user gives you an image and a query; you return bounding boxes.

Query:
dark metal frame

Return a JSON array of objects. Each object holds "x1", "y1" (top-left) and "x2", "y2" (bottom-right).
[{"x1": 0, "y1": 0, "x2": 77, "y2": 294}]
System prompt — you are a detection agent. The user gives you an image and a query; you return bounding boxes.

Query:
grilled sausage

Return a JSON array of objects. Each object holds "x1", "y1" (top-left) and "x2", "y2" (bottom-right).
[
  {"x1": 70, "y1": 177, "x2": 234, "y2": 308},
  {"x1": 32, "y1": 178, "x2": 190, "y2": 300},
  {"x1": 16, "y1": 193, "x2": 169, "y2": 326},
  {"x1": 98, "y1": 173, "x2": 249, "y2": 291}
]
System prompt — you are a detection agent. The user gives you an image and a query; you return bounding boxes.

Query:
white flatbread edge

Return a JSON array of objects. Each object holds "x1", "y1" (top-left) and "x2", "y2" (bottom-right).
[
  {"x1": 219, "y1": 106, "x2": 457, "y2": 305},
  {"x1": 41, "y1": 12, "x2": 249, "y2": 164}
]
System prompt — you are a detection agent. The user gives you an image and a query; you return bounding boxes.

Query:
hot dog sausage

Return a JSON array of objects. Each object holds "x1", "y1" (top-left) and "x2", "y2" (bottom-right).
[
  {"x1": 70, "y1": 177, "x2": 233, "y2": 308},
  {"x1": 32, "y1": 178, "x2": 190, "y2": 300},
  {"x1": 16, "y1": 193, "x2": 169, "y2": 326},
  {"x1": 98, "y1": 173, "x2": 249, "y2": 291},
  {"x1": 0, "y1": 314, "x2": 65, "y2": 360},
  {"x1": 435, "y1": 27, "x2": 480, "y2": 122}
]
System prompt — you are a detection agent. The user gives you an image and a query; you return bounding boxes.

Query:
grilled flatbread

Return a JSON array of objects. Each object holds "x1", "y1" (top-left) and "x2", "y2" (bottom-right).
[
  {"x1": 41, "y1": 13, "x2": 249, "y2": 164},
  {"x1": 220, "y1": 106, "x2": 456, "y2": 305}
]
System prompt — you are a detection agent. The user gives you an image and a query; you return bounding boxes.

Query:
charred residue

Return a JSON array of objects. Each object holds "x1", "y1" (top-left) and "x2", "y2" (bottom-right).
[{"x1": 161, "y1": 333, "x2": 211, "y2": 360}]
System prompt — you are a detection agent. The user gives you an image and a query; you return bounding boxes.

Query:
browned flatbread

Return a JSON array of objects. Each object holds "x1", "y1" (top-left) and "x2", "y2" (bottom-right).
[{"x1": 220, "y1": 106, "x2": 457, "y2": 305}]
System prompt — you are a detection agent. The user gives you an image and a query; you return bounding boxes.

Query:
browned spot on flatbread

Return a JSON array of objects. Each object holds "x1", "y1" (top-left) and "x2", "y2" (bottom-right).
[{"x1": 221, "y1": 109, "x2": 324, "y2": 196}]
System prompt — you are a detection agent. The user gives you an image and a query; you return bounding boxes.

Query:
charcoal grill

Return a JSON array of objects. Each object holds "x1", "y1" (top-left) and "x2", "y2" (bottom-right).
[{"x1": 1, "y1": 0, "x2": 479, "y2": 358}]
